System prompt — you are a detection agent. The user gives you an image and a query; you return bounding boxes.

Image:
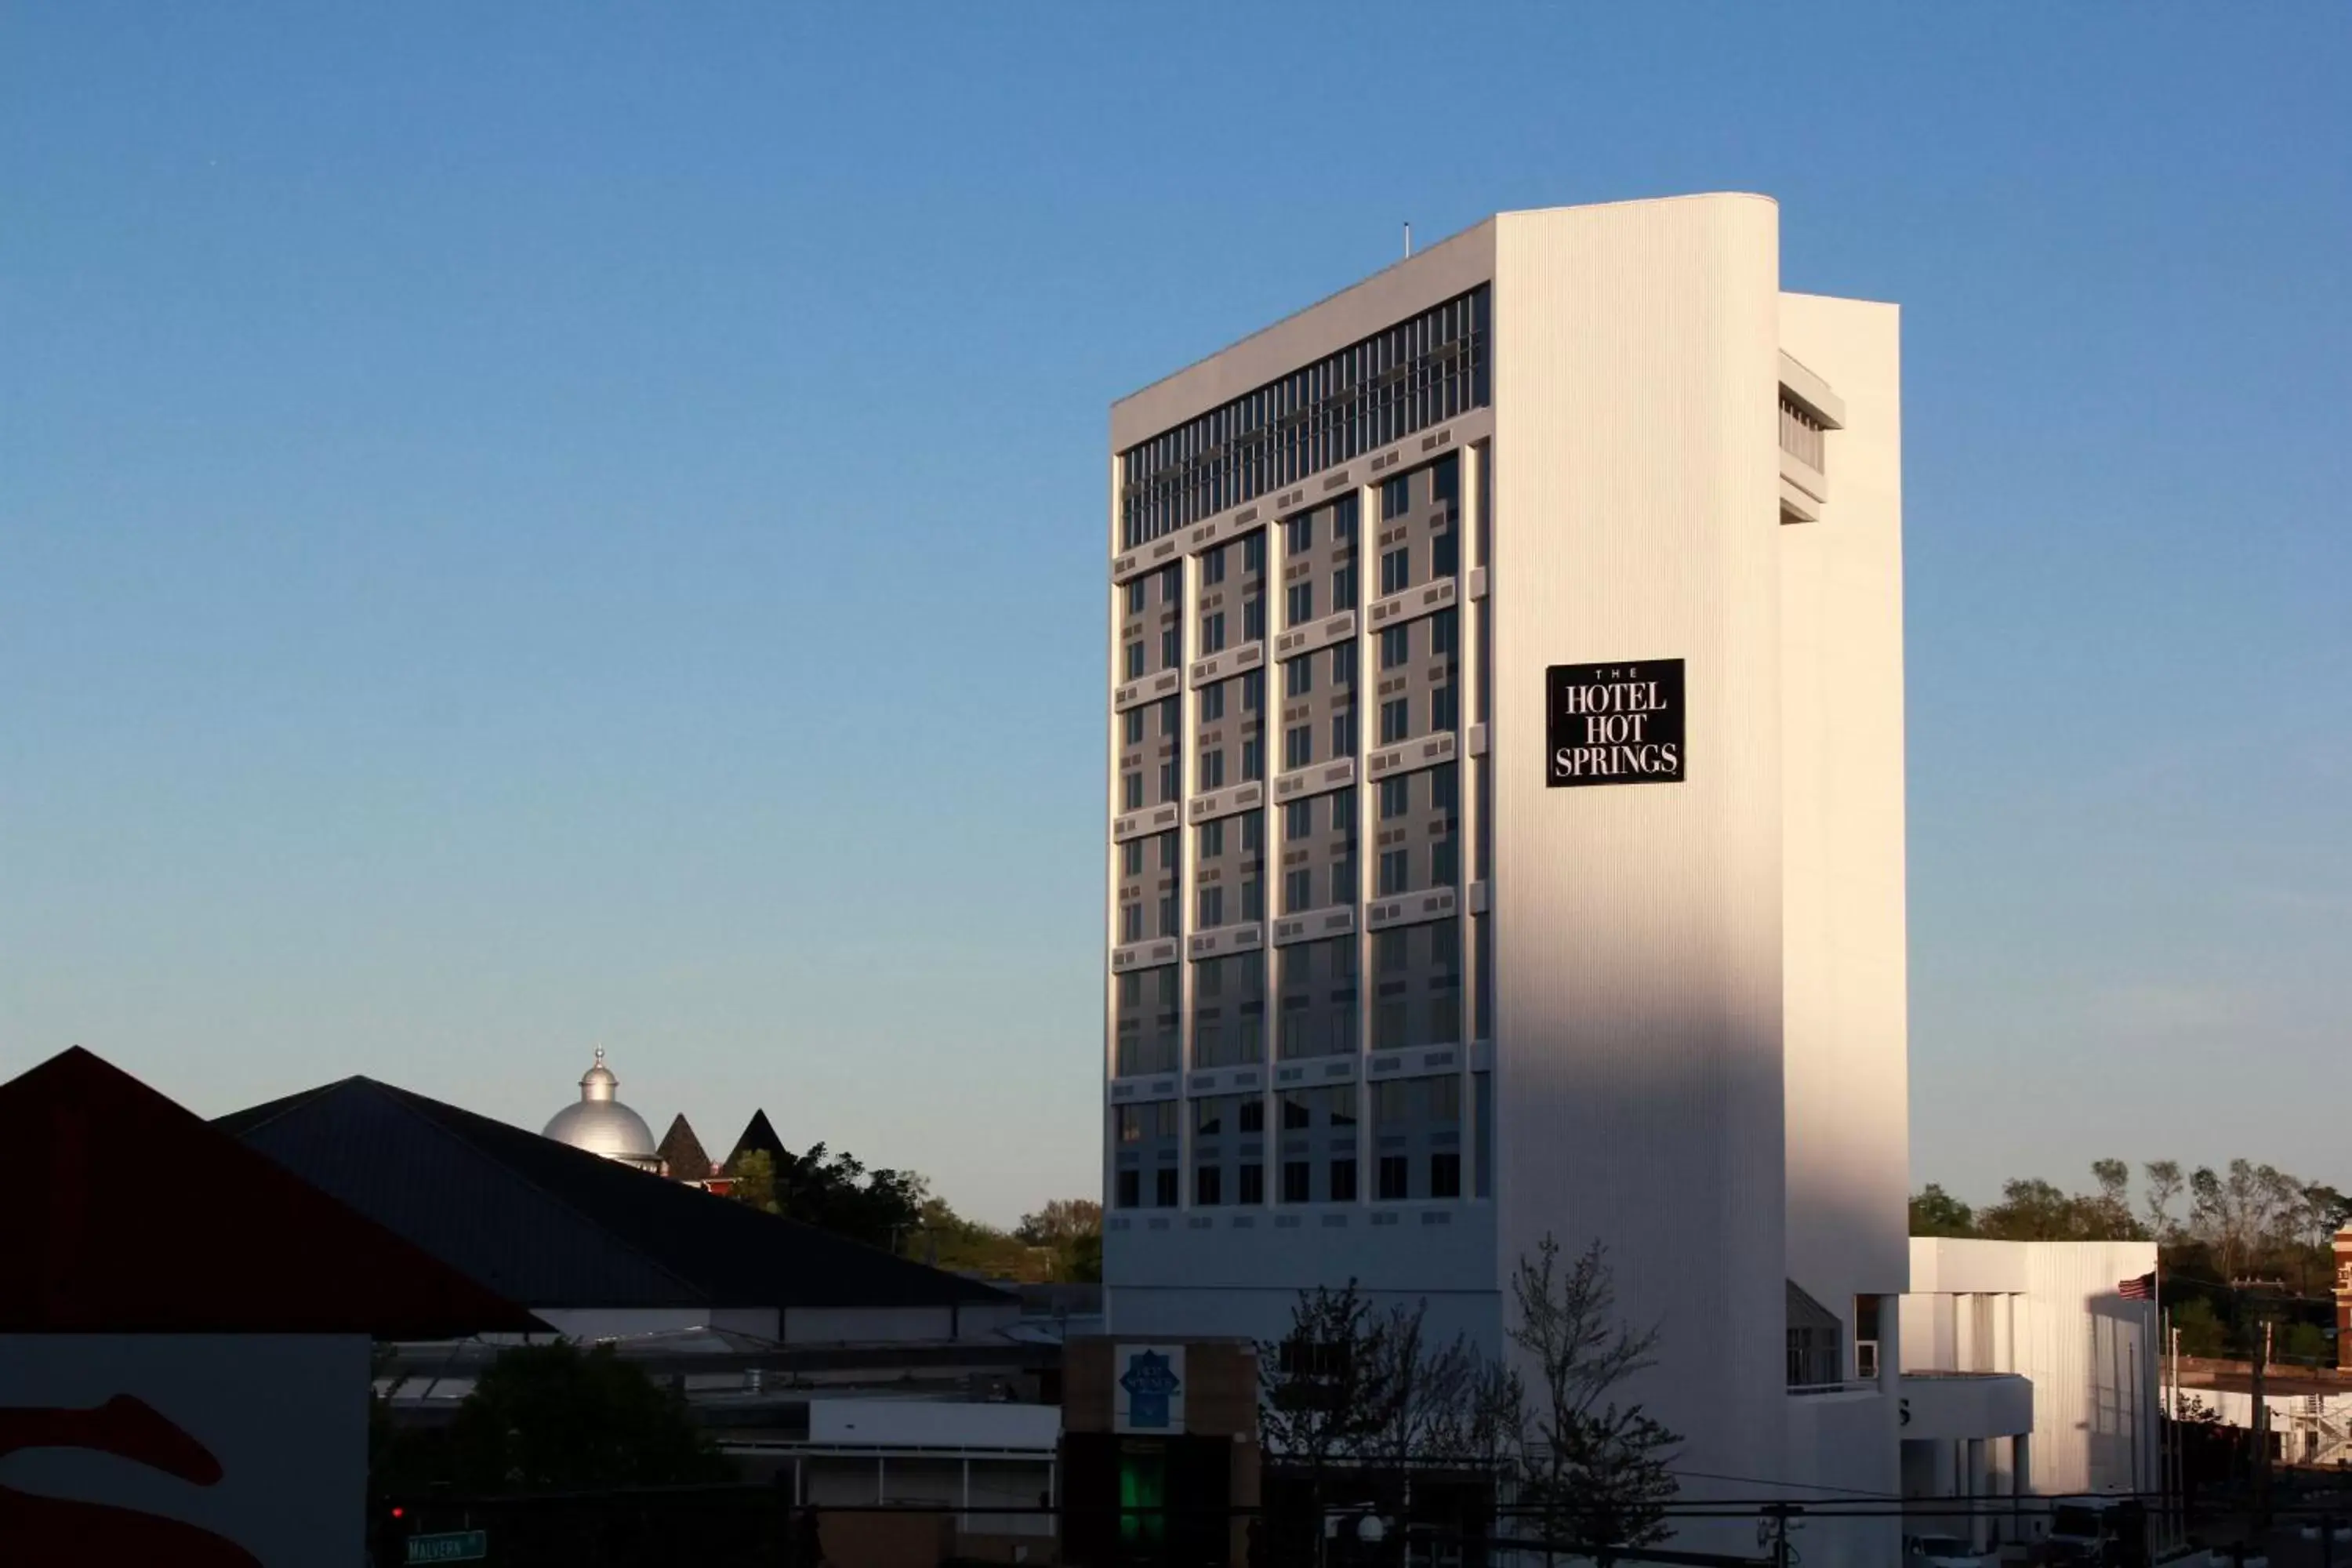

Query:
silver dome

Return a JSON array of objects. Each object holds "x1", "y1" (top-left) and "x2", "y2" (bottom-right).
[{"x1": 543, "y1": 1048, "x2": 659, "y2": 1167}]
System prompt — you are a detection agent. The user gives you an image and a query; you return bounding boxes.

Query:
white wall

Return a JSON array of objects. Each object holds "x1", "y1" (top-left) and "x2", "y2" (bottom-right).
[
  {"x1": 1777, "y1": 292, "x2": 1911, "y2": 1333},
  {"x1": 1903, "y1": 1240, "x2": 2160, "y2": 1497},
  {"x1": 1490, "y1": 194, "x2": 1791, "y2": 1508}
]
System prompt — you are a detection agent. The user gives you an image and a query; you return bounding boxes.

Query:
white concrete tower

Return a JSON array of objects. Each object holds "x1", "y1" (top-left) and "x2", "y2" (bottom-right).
[{"x1": 1099, "y1": 194, "x2": 1907, "y2": 1551}]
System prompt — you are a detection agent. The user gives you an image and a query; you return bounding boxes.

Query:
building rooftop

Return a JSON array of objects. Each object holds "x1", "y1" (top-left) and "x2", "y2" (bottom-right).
[
  {"x1": 1, "y1": 1047, "x2": 537, "y2": 1338},
  {"x1": 218, "y1": 1076, "x2": 1011, "y2": 1316}
]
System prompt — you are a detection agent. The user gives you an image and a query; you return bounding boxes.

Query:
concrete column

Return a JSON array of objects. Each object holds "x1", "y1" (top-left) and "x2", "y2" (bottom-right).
[
  {"x1": 1878, "y1": 1294, "x2": 1902, "y2": 1399},
  {"x1": 1966, "y1": 1439, "x2": 1987, "y2": 1550},
  {"x1": 2013, "y1": 1433, "x2": 2033, "y2": 1544}
]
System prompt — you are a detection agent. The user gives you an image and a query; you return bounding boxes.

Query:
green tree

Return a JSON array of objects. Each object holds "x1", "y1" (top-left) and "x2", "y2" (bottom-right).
[
  {"x1": 1016, "y1": 1199, "x2": 1103, "y2": 1283},
  {"x1": 727, "y1": 1142, "x2": 926, "y2": 1250},
  {"x1": 445, "y1": 1342, "x2": 730, "y2": 1494},
  {"x1": 2169, "y1": 1296, "x2": 2230, "y2": 1358},
  {"x1": 2143, "y1": 1160, "x2": 2187, "y2": 1241},
  {"x1": 730, "y1": 1147, "x2": 779, "y2": 1213},
  {"x1": 1910, "y1": 1183, "x2": 1977, "y2": 1237}
]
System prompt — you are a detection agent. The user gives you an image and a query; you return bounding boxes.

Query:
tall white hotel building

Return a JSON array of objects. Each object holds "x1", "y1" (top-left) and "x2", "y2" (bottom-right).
[{"x1": 1102, "y1": 195, "x2": 1909, "y2": 1530}]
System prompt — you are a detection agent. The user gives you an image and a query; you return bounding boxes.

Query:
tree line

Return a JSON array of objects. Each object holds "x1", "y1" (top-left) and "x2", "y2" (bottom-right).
[
  {"x1": 724, "y1": 1143, "x2": 1100, "y2": 1282},
  {"x1": 1913, "y1": 1159, "x2": 2350, "y2": 1361}
]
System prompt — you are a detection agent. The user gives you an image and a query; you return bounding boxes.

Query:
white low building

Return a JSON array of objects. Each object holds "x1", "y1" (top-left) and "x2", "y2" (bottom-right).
[{"x1": 1900, "y1": 1238, "x2": 2161, "y2": 1548}]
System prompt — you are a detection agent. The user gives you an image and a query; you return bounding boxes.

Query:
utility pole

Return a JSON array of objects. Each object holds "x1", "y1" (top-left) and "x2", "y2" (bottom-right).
[{"x1": 2252, "y1": 1319, "x2": 2272, "y2": 1527}]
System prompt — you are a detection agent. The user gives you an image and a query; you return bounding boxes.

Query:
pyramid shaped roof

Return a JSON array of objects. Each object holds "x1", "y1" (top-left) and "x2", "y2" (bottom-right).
[
  {"x1": 724, "y1": 1108, "x2": 787, "y2": 1173},
  {"x1": 655, "y1": 1113, "x2": 713, "y2": 1181}
]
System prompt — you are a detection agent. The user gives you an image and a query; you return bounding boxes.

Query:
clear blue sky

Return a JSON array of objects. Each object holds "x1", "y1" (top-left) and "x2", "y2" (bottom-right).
[{"x1": 3, "y1": 5, "x2": 2346, "y2": 1225}]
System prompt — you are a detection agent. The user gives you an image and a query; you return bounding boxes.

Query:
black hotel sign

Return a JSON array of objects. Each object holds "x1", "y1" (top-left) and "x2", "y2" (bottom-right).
[{"x1": 1547, "y1": 659, "x2": 1686, "y2": 786}]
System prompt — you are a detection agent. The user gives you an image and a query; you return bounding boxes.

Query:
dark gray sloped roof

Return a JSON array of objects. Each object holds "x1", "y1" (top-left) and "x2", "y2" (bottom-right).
[{"x1": 218, "y1": 1078, "x2": 1009, "y2": 1314}]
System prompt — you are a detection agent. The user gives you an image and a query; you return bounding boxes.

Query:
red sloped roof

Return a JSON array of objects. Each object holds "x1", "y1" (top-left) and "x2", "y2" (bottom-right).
[{"x1": 0, "y1": 1047, "x2": 539, "y2": 1337}]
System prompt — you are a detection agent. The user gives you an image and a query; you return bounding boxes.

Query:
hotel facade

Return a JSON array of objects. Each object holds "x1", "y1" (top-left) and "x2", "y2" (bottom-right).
[{"x1": 1101, "y1": 195, "x2": 1909, "y2": 1534}]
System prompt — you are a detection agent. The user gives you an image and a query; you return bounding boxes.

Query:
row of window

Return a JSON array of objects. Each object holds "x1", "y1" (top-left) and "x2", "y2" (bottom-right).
[
  {"x1": 1114, "y1": 1155, "x2": 1465, "y2": 1209},
  {"x1": 1119, "y1": 289, "x2": 1490, "y2": 548}
]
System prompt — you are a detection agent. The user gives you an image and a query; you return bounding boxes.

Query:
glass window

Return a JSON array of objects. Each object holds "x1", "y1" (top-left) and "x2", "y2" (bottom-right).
[
  {"x1": 1282, "y1": 1092, "x2": 1312, "y2": 1131},
  {"x1": 1199, "y1": 885, "x2": 1225, "y2": 928},
  {"x1": 1199, "y1": 750, "x2": 1225, "y2": 790},
  {"x1": 1243, "y1": 595, "x2": 1265, "y2": 642},
  {"x1": 1381, "y1": 547, "x2": 1410, "y2": 597},
  {"x1": 1432, "y1": 527, "x2": 1458, "y2": 579},
  {"x1": 1432, "y1": 764, "x2": 1459, "y2": 812},
  {"x1": 1242, "y1": 735, "x2": 1263, "y2": 782},
  {"x1": 1158, "y1": 831, "x2": 1178, "y2": 869},
  {"x1": 1203, "y1": 547, "x2": 1226, "y2": 585},
  {"x1": 1201, "y1": 611, "x2": 1225, "y2": 655},
  {"x1": 1241, "y1": 811, "x2": 1262, "y2": 851},
  {"x1": 1432, "y1": 683, "x2": 1457, "y2": 732},
  {"x1": 1240, "y1": 1098, "x2": 1265, "y2": 1133},
  {"x1": 1285, "y1": 657, "x2": 1314, "y2": 698},
  {"x1": 1196, "y1": 1097, "x2": 1225, "y2": 1136},
  {"x1": 1432, "y1": 835, "x2": 1458, "y2": 887},
  {"x1": 1381, "y1": 776, "x2": 1410, "y2": 818},
  {"x1": 1334, "y1": 495, "x2": 1357, "y2": 542},
  {"x1": 1381, "y1": 698, "x2": 1410, "y2": 744},
  {"x1": 1123, "y1": 773, "x2": 1144, "y2": 810},
  {"x1": 1160, "y1": 695, "x2": 1180, "y2": 735},
  {"x1": 1196, "y1": 1164, "x2": 1223, "y2": 1205},
  {"x1": 1282, "y1": 1161, "x2": 1311, "y2": 1203},
  {"x1": 1379, "y1": 849, "x2": 1409, "y2": 895},
  {"x1": 1116, "y1": 1169, "x2": 1141, "y2": 1208},
  {"x1": 1284, "y1": 725, "x2": 1312, "y2": 770},
  {"x1": 1285, "y1": 799, "x2": 1312, "y2": 840},
  {"x1": 1123, "y1": 840, "x2": 1143, "y2": 877},
  {"x1": 1125, "y1": 643, "x2": 1145, "y2": 680},
  {"x1": 1117, "y1": 1105, "x2": 1145, "y2": 1142},
  {"x1": 1287, "y1": 583, "x2": 1314, "y2": 627},
  {"x1": 1242, "y1": 669, "x2": 1263, "y2": 712},
  {"x1": 1284, "y1": 868, "x2": 1312, "y2": 913},
  {"x1": 1329, "y1": 1159, "x2": 1357, "y2": 1201},
  {"x1": 1160, "y1": 626, "x2": 1180, "y2": 670},
  {"x1": 1432, "y1": 455, "x2": 1459, "y2": 506},
  {"x1": 1381, "y1": 474, "x2": 1410, "y2": 519},
  {"x1": 1332, "y1": 562, "x2": 1356, "y2": 608},
  {"x1": 1332, "y1": 788, "x2": 1356, "y2": 832},
  {"x1": 1286, "y1": 514, "x2": 1312, "y2": 554},
  {"x1": 1200, "y1": 684, "x2": 1225, "y2": 723},
  {"x1": 1154, "y1": 1167, "x2": 1179, "y2": 1207},
  {"x1": 1431, "y1": 608, "x2": 1457, "y2": 656},
  {"x1": 1243, "y1": 533, "x2": 1265, "y2": 575},
  {"x1": 1332, "y1": 707, "x2": 1356, "y2": 757},
  {"x1": 1158, "y1": 892, "x2": 1178, "y2": 937},
  {"x1": 1431, "y1": 1152, "x2": 1461, "y2": 1199},
  {"x1": 1200, "y1": 819, "x2": 1225, "y2": 858},
  {"x1": 1127, "y1": 579, "x2": 1146, "y2": 615},
  {"x1": 1158, "y1": 760, "x2": 1178, "y2": 803},
  {"x1": 1332, "y1": 644, "x2": 1353, "y2": 685},
  {"x1": 1121, "y1": 904, "x2": 1142, "y2": 943},
  {"x1": 1381, "y1": 625, "x2": 1409, "y2": 669},
  {"x1": 1378, "y1": 1155, "x2": 1409, "y2": 1201},
  {"x1": 1239, "y1": 1162, "x2": 1265, "y2": 1203},
  {"x1": 1333, "y1": 853, "x2": 1356, "y2": 905},
  {"x1": 1125, "y1": 708, "x2": 1145, "y2": 746}
]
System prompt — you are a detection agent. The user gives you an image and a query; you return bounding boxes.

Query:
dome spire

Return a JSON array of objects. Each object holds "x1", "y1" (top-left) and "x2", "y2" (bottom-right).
[{"x1": 580, "y1": 1045, "x2": 619, "y2": 1103}]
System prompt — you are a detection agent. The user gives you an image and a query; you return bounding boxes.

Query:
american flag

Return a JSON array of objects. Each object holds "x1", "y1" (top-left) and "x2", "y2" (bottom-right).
[{"x1": 2118, "y1": 1272, "x2": 2157, "y2": 1301}]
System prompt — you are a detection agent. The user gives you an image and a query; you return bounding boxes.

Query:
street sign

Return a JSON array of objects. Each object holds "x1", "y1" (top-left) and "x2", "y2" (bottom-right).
[{"x1": 406, "y1": 1530, "x2": 488, "y2": 1564}]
